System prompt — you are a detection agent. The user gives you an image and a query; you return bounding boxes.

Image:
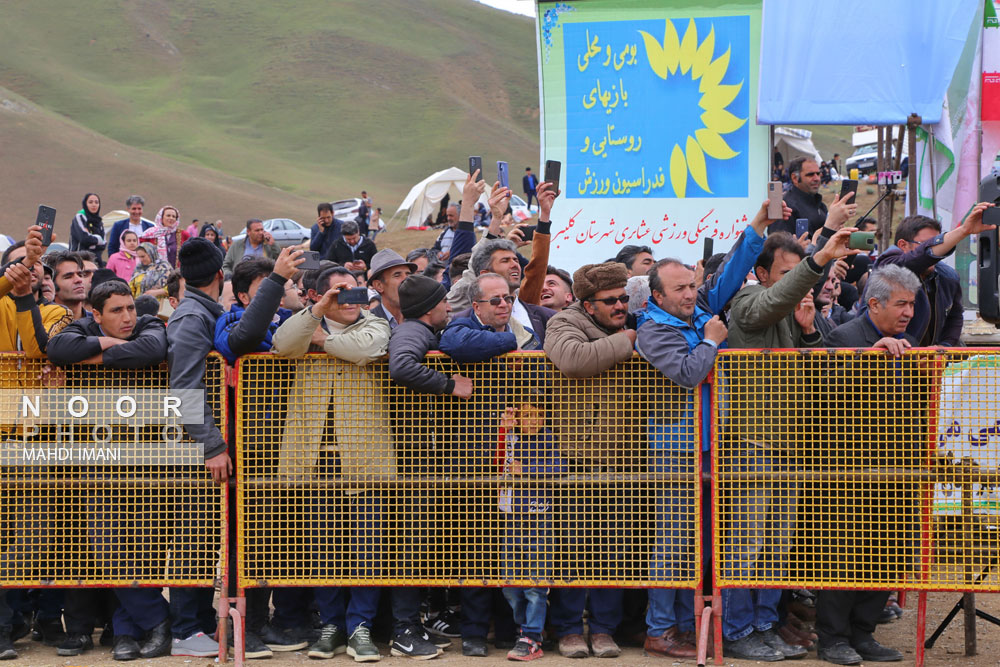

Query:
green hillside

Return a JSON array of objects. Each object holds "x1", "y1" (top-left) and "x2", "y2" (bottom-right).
[{"x1": 0, "y1": 0, "x2": 540, "y2": 211}]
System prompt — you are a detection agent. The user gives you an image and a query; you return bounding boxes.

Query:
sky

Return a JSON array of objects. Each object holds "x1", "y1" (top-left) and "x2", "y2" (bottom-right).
[{"x1": 474, "y1": 0, "x2": 534, "y2": 17}]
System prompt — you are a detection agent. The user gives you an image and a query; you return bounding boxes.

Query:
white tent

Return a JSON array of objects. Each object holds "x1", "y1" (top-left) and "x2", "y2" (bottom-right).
[
  {"x1": 773, "y1": 126, "x2": 823, "y2": 165},
  {"x1": 395, "y1": 167, "x2": 487, "y2": 229}
]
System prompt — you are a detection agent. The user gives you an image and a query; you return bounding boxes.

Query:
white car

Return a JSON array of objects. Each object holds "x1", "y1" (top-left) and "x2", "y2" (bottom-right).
[
  {"x1": 232, "y1": 218, "x2": 310, "y2": 247},
  {"x1": 332, "y1": 198, "x2": 364, "y2": 222}
]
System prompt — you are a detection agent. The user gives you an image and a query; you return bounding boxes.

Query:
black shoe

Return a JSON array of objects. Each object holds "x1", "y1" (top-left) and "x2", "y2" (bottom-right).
[
  {"x1": 462, "y1": 636, "x2": 488, "y2": 657},
  {"x1": 390, "y1": 626, "x2": 441, "y2": 659},
  {"x1": 57, "y1": 632, "x2": 94, "y2": 656},
  {"x1": 101, "y1": 622, "x2": 115, "y2": 647},
  {"x1": 32, "y1": 617, "x2": 65, "y2": 647},
  {"x1": 112, "y1": 635, "x2": 141, "y2": 661},
  {"x1": 818, "y1": 642, "x2": 863, "y2": 665},
  {"x1": 494, "y1": 637, "x2": 517, "y2": 650},
  {"x1": 244, "y1": 631, "x2": 274, "y2": 660},
  {"x1": 759, "y1": 629, "x2": 807, "y2": 658},
  {"x1": 421, "y1": 628, "x2": 451, "y2": 649},
  {"x1": 139, "y1": 619, "x2": 171, "y2": 659},
  {"x1": 876, "y1": 607, "x2": 897, "y2": 624},
  {"x1": 282, "y1": 623, "x2": 321, "y2": 645},
  {"x1": 424, "y1": 610, "x2": 460, "y2": 638},
  {"x1": 723, "y1": 633, "x2": 784, "y2": 662},
  {"x1": 258, "y1": 623, "x2": 308, "y2": 651},
  {"x1": 0, "y1": 636, "x2": 16, "y2": 660},
  {"x1": 853, "y1": 640, "x2": 903, "y2": 662}
]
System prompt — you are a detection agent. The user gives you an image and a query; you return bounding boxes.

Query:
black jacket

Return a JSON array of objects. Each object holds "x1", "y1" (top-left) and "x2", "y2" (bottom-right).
[
  {"x1": 325, "y1": 236, "x2": 378, "y2": 268},
  {"x1": 779, "y1": 185, "x2": 828, "y2": 236},
  {"x1": 826, "y1": 314, "x2": 917, "y2": 348},
  {"x1": 48, "y1": 314, "x2": 167, "y2": 368},
  {"x1": 388, "y1": 319, "x2": 454, "y2": 395}
]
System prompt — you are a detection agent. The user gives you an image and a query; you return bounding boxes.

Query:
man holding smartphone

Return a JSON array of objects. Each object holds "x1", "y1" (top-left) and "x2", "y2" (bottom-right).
[{"x1": 778, "y1": 158, "x2": 828, "y2": 236}]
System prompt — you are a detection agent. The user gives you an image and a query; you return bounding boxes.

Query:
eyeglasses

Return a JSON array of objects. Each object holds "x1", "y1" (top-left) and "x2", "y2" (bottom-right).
[
  {"x1": 589, "y1": 294, "x2": 630, "y2": 306},
  {"x1": 475, "y1": 295, "x2": 516, "y2": 306}
]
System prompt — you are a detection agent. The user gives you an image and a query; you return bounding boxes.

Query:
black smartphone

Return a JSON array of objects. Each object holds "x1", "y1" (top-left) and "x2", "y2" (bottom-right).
[
  {"x1": 702, "y1": 236, "x2": 714, "y2": 264},
  {"x1": 520, "y1": 225, "x2": 536, "y2": 242},
  {"x1": 544, "y1": 159, "x2": 561, "y2": 187},
  {"x1": 497, "y1": 161, "x2": 509, "y2": 190},
  {"x1": 795, "y1": 218, "x2": 809, "y2": 238},
  {"x1": 36, "y1": 205, "x2": 56, "y2": 246},
  {"x1": 337, "y1": 287, "x2": 370, "y2": 305},
  {"x1": 299, "y1": 250, "x2": 321, "y2": 270},
  {"x1": 840, "y1": 179, "x2": 858, "y2": 202},
  {"x1": 469, "y1": 156, "x2": 483, "y2": 182}
]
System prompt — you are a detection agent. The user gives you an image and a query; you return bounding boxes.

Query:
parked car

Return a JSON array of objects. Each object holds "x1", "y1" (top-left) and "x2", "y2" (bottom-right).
[
  {"x1": 508, "y1": 194, "x2": 534, "y2": 222},
  {"x1": 231, "y1": 218, "x2": 310, "y2": 247},
  {"x1": 332, "y1": 198, "x2": 364, "y2": 222}
]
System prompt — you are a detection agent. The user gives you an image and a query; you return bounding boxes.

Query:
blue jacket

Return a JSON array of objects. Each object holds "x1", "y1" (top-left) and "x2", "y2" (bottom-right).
[
  {"x1": 310, "y1": 220, "x2": 343, "y2": 256},
  {"x1": 501, "y1": 428, "x2": 565, "y2": 515},
  {"x1": 439, "y1": 314, "x2": 517, "y2": 364},
  {"x1": 212, "y1": 273, "x2": 292, "y2": 364},
  {"x1": 635, "y1": 223, "x2": 765, "y2": 451}
]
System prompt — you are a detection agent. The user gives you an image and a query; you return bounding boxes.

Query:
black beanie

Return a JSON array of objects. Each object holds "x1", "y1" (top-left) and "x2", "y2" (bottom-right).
[
  {"x1": 399, "y1": 274, "x2": 447, "y2": 320},
  {"x1": 179, "y1": 237, "x2": 224, "y2": 286}
]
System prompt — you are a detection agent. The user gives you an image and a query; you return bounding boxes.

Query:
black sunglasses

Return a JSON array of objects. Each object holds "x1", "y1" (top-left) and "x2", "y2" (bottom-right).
[
  {"x1": 589, "y1": 295, "x2": 630, "y2": 306},
  {"x1": 475, "y1": 295, "x2": 516, "y2": 306}
]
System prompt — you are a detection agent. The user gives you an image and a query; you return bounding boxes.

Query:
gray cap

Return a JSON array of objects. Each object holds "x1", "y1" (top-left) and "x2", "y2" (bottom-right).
[{"x1": 368, "y1": 248, "x2": 418, "y2": 282}]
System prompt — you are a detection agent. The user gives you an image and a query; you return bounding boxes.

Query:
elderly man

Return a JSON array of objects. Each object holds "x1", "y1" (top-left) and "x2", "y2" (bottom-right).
[
  {"x1": 432, "y1": 204, "x2": 461, "y2": 262},
  {"x1": 813, "y1": 265, "x2": 920, "y2": 665},
  {"x1": 870, "y1": 203, "x2": 995, "y2": 346},
  {"x1": 368, "y1": 250, "x2": 417, "y2": 330}
]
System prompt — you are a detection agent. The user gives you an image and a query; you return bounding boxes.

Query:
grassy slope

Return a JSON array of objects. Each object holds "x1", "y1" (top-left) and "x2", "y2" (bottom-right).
[{"x1": 0, "y1": 0, "x2": 539, "y2": 226}]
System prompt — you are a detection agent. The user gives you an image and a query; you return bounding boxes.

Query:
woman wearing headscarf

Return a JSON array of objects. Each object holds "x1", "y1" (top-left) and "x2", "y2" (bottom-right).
[
  {"x1": 198, "y1": 223, "x2": 224, "y2": 250},
  {"x1": 140, "y1": 205, "x2": 189, "y2": 268},
  {"x1": 129, "y1": 241, "x2": 174, "y2": 298},
  {"x1": 69, "y1": 192, "x2": 106, "y2": 264},
  {"x1": 106, "y1": 230, "x2": 141, "y2": 280}
]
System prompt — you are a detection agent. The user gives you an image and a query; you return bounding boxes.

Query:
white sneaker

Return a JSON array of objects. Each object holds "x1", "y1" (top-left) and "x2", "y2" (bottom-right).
[{"x1": 171, "y1": 632, "x2": 220, "y2": 657}]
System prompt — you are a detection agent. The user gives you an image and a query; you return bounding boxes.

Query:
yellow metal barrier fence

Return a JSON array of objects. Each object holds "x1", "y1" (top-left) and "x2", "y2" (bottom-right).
[
  {"x1": 712, "y1": 348, "x2": 1000, "y2": 592},
  {"x1": 236, "y1": 352, "x2": 701, "y2": 588},
  {"x1": 0, "y1": 353, "x2": 227, "y2": 587}
]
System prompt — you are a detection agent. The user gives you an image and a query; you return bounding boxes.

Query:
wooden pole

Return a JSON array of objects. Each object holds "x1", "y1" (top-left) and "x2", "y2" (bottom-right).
[
  {"x1": 908, "y1": 113, "x2": 922, "y2": 216},
  {"x1": 876, "y1": 127, "x2": 891, "y2": 249}
]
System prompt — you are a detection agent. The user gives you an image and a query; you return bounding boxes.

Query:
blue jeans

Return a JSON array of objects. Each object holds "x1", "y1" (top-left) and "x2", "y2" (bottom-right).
[
  {"x1": 315, "y1": 587, "x2": 380, "y2": 634},
  {"x1": 646, "y1": 421, "x2": 699, "y2": 637},
  {"x1": 503, "y1": 588, "x2": 547, "y2": 640},
  {"x1": 720, "y1": 443, "x2": 794, "y2": 640}
]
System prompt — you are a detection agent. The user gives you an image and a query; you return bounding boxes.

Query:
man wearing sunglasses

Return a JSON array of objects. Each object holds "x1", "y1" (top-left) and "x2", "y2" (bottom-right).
[{"x1": 440, "y1": 273, "x2": 538, "y2": 364}]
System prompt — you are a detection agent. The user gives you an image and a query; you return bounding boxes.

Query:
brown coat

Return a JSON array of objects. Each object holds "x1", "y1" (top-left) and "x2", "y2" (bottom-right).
[{"x1": 543, "y1": 301, "x2": 641, "y2": 468}]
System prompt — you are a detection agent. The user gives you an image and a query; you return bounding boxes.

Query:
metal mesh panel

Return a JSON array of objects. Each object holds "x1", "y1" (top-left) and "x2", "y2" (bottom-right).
[
  {"x1": 236, "y1": 352, "x2": 700, "y2": 588},
  {"x1": 0, "y1": 353, "x2": 227, "y2": 587},
  {"x1": 712, "y1": 348, "x2": 1000, "y2": 592}
]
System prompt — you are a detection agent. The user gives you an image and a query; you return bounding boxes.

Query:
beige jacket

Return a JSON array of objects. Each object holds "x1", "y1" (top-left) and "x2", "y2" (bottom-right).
[{"x1": 271, "y1": 309, "x2": 394, "y2": 484}]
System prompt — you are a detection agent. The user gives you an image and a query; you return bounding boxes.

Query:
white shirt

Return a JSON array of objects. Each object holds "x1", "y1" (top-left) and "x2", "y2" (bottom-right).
[{"x1": 510, "y1": 297, "x2": 532, "y2": 332}]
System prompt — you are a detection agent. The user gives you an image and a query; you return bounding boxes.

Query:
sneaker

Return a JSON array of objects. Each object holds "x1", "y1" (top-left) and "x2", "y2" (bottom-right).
[
  {"x1": 759, "y1": 628, "x2": 807, "y2": 658},
  {"x1": 507, "y1": 637, "x2": 543, "y2": 661},
  {"x1": 424, "y1": 610, "x2": 460, "y2": 638},
  {"x1": 590, "y1": 633, "x2": 621, "y2": 658},
  {"x1": 818, "y1": 641, "x2": 863, "y2": 665},
  {"x1": 112, "y1": 635, "x2": 140, "y2": 661},
  {"x1": 462, "y1": 637, "x2": 488, "y2": 657},
  {"x1": 259, "y1": 623, "x2": 309, "y2": 651},
  {"x1": 308, "y1": 624, "x2": 348, "y2": 659},
  {"x1": 347, "y1": 626, "x2": 381, "y2": 662},
  {"x1": 558, "y1": 633, "x2": 590, "y2": 658},
  {"x1": 171, "y1": 632, "x2": 220, "y2": 657},
  {"x1": 723, "y1": 633, "x2": 784, "y2": 662},
  {"x1": 57, "y1": 632, "x2": 94, "y2": 656},
  {"x1": 421, "y1": 628, "x2": 451, "y2": 649},
  {"x1": 390, "y1": 626, "x2": 441, "y2": 660},
  {"x1": 0, "y1": 636, "x2": 16, "y2": 661},
  {"x1": 244, "y1": 632, "x2": 274, "y2": 660},
  {"x1": 853, "y1": 639, "x2": 902, "y2": 662}
]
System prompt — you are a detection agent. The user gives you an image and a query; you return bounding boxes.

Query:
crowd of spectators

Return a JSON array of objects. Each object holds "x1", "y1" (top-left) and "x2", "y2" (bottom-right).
[{"x1": 0, "y1": 172, "x2": 995, "y2": 664}]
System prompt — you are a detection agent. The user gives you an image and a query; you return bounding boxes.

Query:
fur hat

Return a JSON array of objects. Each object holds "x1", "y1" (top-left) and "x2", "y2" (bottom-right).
[{"x1": 572, "y1": 262, "x2": 629, "y2": 301}]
